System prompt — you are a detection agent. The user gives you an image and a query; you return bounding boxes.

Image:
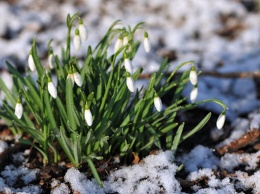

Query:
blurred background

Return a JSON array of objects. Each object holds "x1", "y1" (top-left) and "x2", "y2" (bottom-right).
[{"x1": 0, "y1": 0, "x2": 260, "y2": 119}]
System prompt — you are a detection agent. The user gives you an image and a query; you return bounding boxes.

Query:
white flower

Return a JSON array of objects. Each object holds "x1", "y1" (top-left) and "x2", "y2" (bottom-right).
[
  {"x1": 190, "y1": 86, "x2": 198, "y2": 103},
  {"x1": 78, "y1": 19, "x2": 87, "y2": 41},
  {"x1": 216, "y1": 112, "x2": 226, "y2": 130},
  {"x1": 73, "y1": 72, "x2": 82, "y2": 87},
  {"x1": 48, "y1": 53, "x2": 55, "y2": 69},
  {"x1": 28, "y1": 53, "x2": 36, "y2": 71},
  {"x1": 126, "y1": 76, "x2": 135, "y2": 92},
  {"x1": 74, "y1": 29, "x2": 81, "y2": 51},
  {"x1": 189, "y1": 66, "x2": 198, "y2": 86},
  {"x1": 15, "y1": 100, "x2": 23, "y2": 119},
  {"x1": 124, "y1": 58, "x2": 133, "y2": 74},
  {"x1": 123, "y1": 34, "x2": 128, "y2": 46},
  {"x1": 114, "y1": 35, "x2": 123, "y2": 53},
  {"x1": 67, "y1": 73, "x2": 75, "y2": 85},
  {"x1": 67, "y1": 71, "x2": 82, "y2": 87},
  {"x1": 84, "y1": 103, "x2": 93, "y2": 126},
  {"x1": 143, "y1": 32, "x2": 150, "y2": 53},
  {"x1": 154, "y1": 96, "x2": 162, "y2": 112},
  {"x1": 48, "y1": 79, "x2": 57, "y2": 98}
]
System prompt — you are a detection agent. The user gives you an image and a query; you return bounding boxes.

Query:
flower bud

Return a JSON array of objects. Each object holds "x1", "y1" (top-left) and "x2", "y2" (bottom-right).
[
  {"x1": 48, "y1": 52, "x2": 55, "y2": 69},
  {"x1": 74, "y1": 29, "x2": 81, "y2": 51},
  {"x1": 190, "y1": 85, "x2": 198, "y2": 103},
  {"x1": 47, "y1": 77, "x2": 57, "y2": 98},
  {"x1": 154, "y1": 94, "x2": 162, "y2": 112},
  {"x1": 126, "y1": 73, "x2": 135, "y2": 92},
  {"x1": 15, "y1": 98, "x2": 23, "y2": 119},
  {"x1": 123, "y1": 32, "x2": 129, "y2": 46},
  {"x1": 28, "y1": 51, "x2": 36, "y2": 72},
  {"x1": 84, "y1": 103, "x2": 93, "y2": 126},
  {"x1": 73, "y1": 72, "x2": 82, "y2": 87},
  {"x1": 143, "y1": 31, "x2": 150, "y2": 53},
  {"x1": 189, "y1": 66, "x2": 198, "y2": 86},
  {"x1": 124, "y1": 58, "x2": 133, "y2": 74},
  {"x1": 216, "y1": 112, "x2": 226, "y2": 130},
  {"x1": 114, "y1": 34, "x2": 123, "y2": 54},
  {"x1": 78, "y1": 19, "x2": 87, "y2": 41},
  {"x1": 67, "y1": 72, "x2": 75, "y2": 86}
]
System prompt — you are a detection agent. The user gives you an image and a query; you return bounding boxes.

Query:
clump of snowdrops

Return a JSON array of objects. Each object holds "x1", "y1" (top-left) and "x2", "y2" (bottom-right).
[{"x1": 0, "y1": 13, "x2": 227, "y2": 186}]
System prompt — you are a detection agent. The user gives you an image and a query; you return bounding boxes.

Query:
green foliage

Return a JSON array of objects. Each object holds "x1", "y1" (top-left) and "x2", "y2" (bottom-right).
[{"x1": 0, "y1": 13, "x2": 227, "y2": 187}]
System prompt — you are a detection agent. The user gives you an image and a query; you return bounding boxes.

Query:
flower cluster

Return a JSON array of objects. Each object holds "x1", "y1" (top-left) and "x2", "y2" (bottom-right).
[{"x1": 0, "y1": 14, "x2": 228, "y2": 187}]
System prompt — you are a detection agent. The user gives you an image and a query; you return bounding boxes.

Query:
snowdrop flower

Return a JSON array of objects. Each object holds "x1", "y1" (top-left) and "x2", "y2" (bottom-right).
[
  {"x1": 67, "y1": 69, "x2": 82, "y2": 87},
  {"x1": 15, "y1": 98, "x2": 23, "y2": 119},
  {"x1": 84, "y1": 103, "x2": 93, "y2": 126},
  {"x1": 67, "y1": 72, "x2": 75, "y2": 85},
  {"x1": 124, "y1": 58, "x2": 133, "y2": 74},
  {"x1": 48, "y1": 51, "x2": 55, "y2": 69},
  {"x1": 73, "y1": 72, "x2": 82, "y2": 87},
  {"x1": 74, "y1": 29, "x2": 81, "y2": 51},
  {"x1": 154, "y1": 94, "x2": 162, "y2": 112},
  {"x1": 126, "y1": 73, "x2": 135, "y2": 92},
  {"x1": 123, "y1": 32, "x2": 129, "y2": 46},
  {"x1": 216, "y1": 111, "x2": 226, "y2": 130},
  {"x1": 28, "y1": 51, "x2": 36, "y2": 71},
  {"x1": 189, "y1": 66, "x2": 198, "y2": 86},
  {"x1": 143, "y1": 31, "x2": 150, "y2": 53},
  {"x1": 190, "y1": 85, "x2": 198, "y2": 103},
  {"x1": 47, "y1": 77, "x2": 57, "y2": 98},
  {"x1": 78, "y1": 19, "x2": 87, "y2": 41},
  {"x1": 114, "y1": 34, "x2": 123, "y2": 54}
]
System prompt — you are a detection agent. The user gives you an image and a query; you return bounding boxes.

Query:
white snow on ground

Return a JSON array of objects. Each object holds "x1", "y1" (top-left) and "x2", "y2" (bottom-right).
[{"x1": 1, "y1": 0, "x2": 260, "y2": 193}]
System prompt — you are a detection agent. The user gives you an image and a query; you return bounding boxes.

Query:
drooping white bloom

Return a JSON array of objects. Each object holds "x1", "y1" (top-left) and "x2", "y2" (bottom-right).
[
  {"x1": 15, "y1": 99, "x2": 23, "y2": 119},
  {"x1": 189, "y1": 66, "x2": 198, "y2": 86},
  {"x1": 74, "y1": 29, "x2": 81, "y2": 51},
  {"x1": 28, "y1": 53, "x2": 36, "y2": 71},
  {"x1": 124, "y1": 58, "x2": 133, "y2": 74},
  {"x1": 48, "y1": 53, "x2": 55, "y2": 69},
  {"x1": 114, "y1": 35, "x2": 123, "y2": 54},
  {"x1": 154, "y1": 96, "x2": 162, "y2": 112},
  {"x1": 216, "y1": 112, "x2": 226, "y2": 130},
  {"x1": 47, "y1": 78, "x2": 57, "y2": 98},
  {"x1": 190, "y1": 86, "x2": 198, "y2": 103},
  {"x1": 73, "y1": 72, "x2": 82, "y2": 87},
  {"x1": 123, "y1": 33, "x2": 129, "y2": 46},
  {"x1": 126, "y1": 76, "x2": 135, "y2": 92},
  {"x1": 143, "y1": 31, "x2": 150, "y2": 53},
  {"x1": 84, "y1": 103, "x2": 93, "y2": 126},
  {"x1": 67, "y1": 73, "x2": 75, "y2": 85},
  {"x1": 78, "y1": 19, "x2": 87, "y2": 41}
]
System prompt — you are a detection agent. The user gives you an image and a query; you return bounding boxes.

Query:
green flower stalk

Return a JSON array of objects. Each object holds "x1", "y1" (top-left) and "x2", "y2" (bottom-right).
[{"x1": 14, "y1": 98, "x2": 23, "y2": 119}]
